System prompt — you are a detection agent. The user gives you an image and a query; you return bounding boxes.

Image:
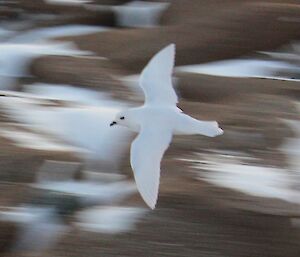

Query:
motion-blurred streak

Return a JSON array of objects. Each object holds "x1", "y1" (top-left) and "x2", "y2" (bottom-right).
[
  {"x1": 9, "y1": 24, "x2": 108, "y2": 43},
  {"x1": 0, "y1": 86, "x2": 132, "y2": 170},
  {"x1": 113, "y1": 1, "x2": 169, "y2": 28},
  {"x1": 32, "y1": 158, "x2": 137, "y2": 206},
  {"x1": 0, "y1": 159, "x2": 138, "y2": 254},
  {"x1": 182, "y1": 152, "x2": 300, "y2": 205},
  {"x1": 75, "y1": 206, "x2": 146, "y2": 234},
  {"x1": 0, "y1": 42, "x2": 91, "y2": 90},
  {"x1": 45, "y1": 0, "x2": 92, "y2": 6},
  {"x1": 32, "y1": 180, "x2": 137, "y2": 207},
  {"x1": 10, "y1": 206, "x2": 69, "y2": 253}
]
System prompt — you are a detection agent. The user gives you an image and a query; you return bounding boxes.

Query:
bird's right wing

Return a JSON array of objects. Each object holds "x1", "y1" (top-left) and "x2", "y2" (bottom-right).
[
  {"x1": 139, "y1": 44, "x2": 178, "y2": 106},
  {"x1": 130, "y1": 125, "x2": 173, "y2": 209}
]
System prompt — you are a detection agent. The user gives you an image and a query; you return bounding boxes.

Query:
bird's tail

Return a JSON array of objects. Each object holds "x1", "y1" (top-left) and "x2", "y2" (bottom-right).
[
  {"x1": 196, "y1": 120, "x2": 223, "y2": 137},
  {"x1": 175, "y1": 114, "x2": 223, "y2": 137}
]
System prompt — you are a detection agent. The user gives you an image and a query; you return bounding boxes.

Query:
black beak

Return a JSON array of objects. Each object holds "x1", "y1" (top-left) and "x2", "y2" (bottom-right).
[{"x1": 110, "y1": 121, "x2": 117, "y2": 127}]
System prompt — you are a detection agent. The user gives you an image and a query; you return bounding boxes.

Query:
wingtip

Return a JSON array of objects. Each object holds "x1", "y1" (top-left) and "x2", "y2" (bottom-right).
[
  {"x1": 140, "y1": 190, "x2": 158, "y2": 210},
  {"x1": 146, "y1": 198, "x2": 157, "y2": 210},
  {"x1": 150, "y1": 204, "x2": 156, "y2": 210},
  {"x1": 164, "y1": 43, "x2": 175, "y2": 54},
  {"x1": 156, "y1": 43, "x2": 175, "y2": 57},
  {"x1": 133, "y1": 176, "x2": 158, "y2": 210}
]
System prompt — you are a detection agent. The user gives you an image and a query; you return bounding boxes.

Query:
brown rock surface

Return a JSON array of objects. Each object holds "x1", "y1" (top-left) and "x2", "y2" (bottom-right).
[
  {"x1": 30, "y1": 56, "x2": 135, "y2": 100},
  {"x1": 59, "y1": 2, "x2": 300, "y2": 72},
  {"x1": 0, "y1": 222, "x2": 18, "y2": 255},
  {"x1": 0, "y1": 137, "x2": 79, "y2": 184},
  {"x1": 176, "y1": 72, "x2": 300, "y2": 103},
  {"x1": 49, "y1": 191, "x2": 300, "y2": 257},
  {"x1": 8, "y1": 0, "x2": 119, "y2": 27}
]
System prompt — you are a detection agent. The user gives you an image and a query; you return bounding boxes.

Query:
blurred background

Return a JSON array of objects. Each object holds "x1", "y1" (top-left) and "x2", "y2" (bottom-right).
[{"x1": 0, "y1": 0, "x2": 300, "y2": 256}]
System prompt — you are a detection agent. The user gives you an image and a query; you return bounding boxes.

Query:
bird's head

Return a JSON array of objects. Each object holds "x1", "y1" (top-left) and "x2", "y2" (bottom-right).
[{"x1": 110, "y1": 110, "x2": 130, "y2": 127}]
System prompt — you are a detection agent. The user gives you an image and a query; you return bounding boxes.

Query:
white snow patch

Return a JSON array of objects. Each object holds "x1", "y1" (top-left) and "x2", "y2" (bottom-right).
[
  {"x1": 177, "y1": 59, "x2": 297, "y2": 79},
  {"x1": 1, "y1": 206, "x2": 68, "y2": 251},
  {"x1": 82, "y1": 170, "x2": 126, "y2": 183},
  {"x1": 0, "y1": 90, "x2": 132, "y2": 164},
  {"x1": 113, "y1": 1, "x2": 169, "y2": 28},
  {"x1": 0, "y1": 127, "x2": 82, "y2": 152},
  {"x1": 0, "y1": 207, "x2": 53, "y2": 223},
  {"x1": 0, "y1": 42, "x2": 91, "y2": 90},
  {"x1": 186, "y1": 154, "x2": 299, "y2": 204},
  {"x1": 25, "y1": 83, "x2": 109, "y2": 106},
  {"x1": 75, "y1": 206, "x2": 146, "y2": 234},
  {"x1": 279, "y1": 117, "x2": 300, "y2": 195},
  {"x1": 259, "y1": 50, "x2": 300, "y2": 62},
  {"x1": 202, "y1": 164, "x2": 293, "y2": 201},
  {"x1": 11, "y1": 25, "x2": 108, "y2": 43},
  {"x1": 32, "y1": 180, "x2": 137, "y2": 205},
  {"x1": 45, "y1": 0, "x2": 92, "y2": 5},
  {"x1": 280, "y1": 118, "x2": 300, "y2": 155},
  {"x1": 0, "y1": 23, "x2": 107, "y2": 90}
]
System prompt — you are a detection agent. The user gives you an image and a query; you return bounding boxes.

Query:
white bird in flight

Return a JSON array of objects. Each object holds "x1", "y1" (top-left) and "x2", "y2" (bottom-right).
[{"x1": 110, "y1": 44, "x2": 223, "y2": 209}]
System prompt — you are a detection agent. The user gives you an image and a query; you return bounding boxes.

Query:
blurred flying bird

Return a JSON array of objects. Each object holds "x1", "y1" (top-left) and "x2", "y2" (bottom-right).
[{"x1": 110, "y1": 44, "x2": 223, "y2": 209}]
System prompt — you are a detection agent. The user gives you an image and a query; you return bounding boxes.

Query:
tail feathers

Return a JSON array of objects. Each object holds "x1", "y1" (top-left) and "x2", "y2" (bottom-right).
[
  {"x1": 175, "y1": 114, "x2": 223, "y2": 137},
  {"x1": 197, "y1": 121, "x2": 223, "y2": 137}
]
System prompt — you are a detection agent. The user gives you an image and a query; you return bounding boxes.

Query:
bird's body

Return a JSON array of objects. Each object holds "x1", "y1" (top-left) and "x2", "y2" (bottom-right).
[
  {"x1": 118, "y1": 105, "x2": 177, "y2": 132},
  {"x1": 122, "y1": 105, "x2": 221, "y2": 137},
  {"x1": 111, "y1": 44, "x2": 223, "y2": 209}
]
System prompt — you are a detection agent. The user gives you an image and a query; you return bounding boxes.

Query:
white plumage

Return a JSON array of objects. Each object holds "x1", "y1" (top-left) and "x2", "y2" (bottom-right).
[{"x1": 111, "y1": 44, "x2": 223, "y2": 209}]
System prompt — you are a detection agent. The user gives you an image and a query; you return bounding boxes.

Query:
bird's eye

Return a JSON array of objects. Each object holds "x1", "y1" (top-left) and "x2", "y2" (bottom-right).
[{"x1": 120, "y1": 116, "x2": 125, "y2": 120}]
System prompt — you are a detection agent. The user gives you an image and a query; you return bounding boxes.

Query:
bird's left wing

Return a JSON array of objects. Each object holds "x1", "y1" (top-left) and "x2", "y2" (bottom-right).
[
  {"x1": 130, "y1": 125, "x2": 173, "y2": 209},
  {"x1": 139, "y1": 44, "x2": 178, "y2": 106}
]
